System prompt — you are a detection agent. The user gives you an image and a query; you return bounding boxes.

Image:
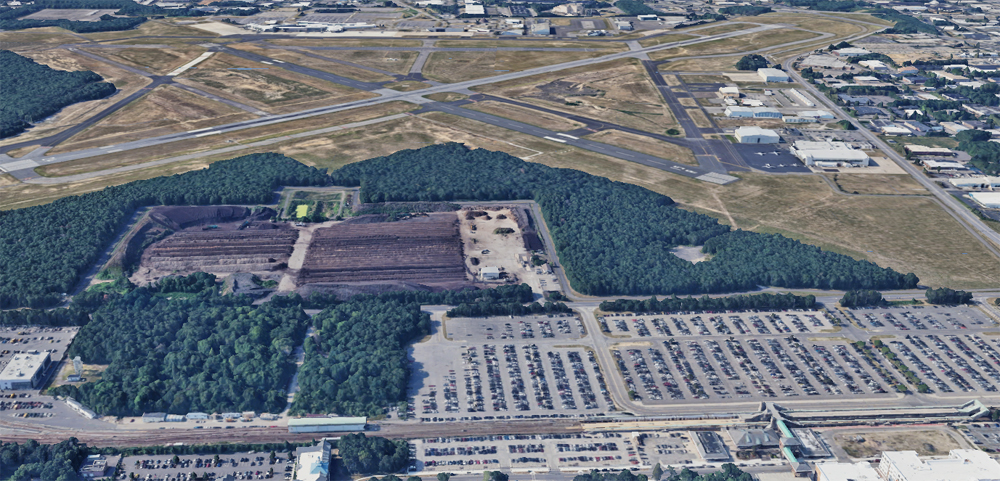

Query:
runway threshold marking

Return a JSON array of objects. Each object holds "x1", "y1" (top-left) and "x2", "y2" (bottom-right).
[
  {"x1": 543, "y1": 136, "x2": 567, "y2": 143},
  {"x1": 556, "y1": 133, "x2": 579, "y2": 140}
]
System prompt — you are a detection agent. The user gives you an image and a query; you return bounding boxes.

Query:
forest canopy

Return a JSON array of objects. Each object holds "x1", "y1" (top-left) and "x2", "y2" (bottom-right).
[
  {"x1": 0, "y1": 153, "x2": 328, "y2": 309},
  {"x1": 51, "y1": 287, "x2": 311, "y2": 416},
  {"x1": 0, "y1": 50, "x2": 117, "y2": 139},
  {"x1": 330, "y1": 143, "x2": 919, "y2": 296}
]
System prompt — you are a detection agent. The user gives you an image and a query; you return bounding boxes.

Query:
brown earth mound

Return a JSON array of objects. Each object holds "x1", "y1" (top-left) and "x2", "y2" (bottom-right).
[
  {"x1": 140, "y1": 227, "x2": 298, "y2": 274},
  {"x1": 297, "y1": 214, "x2": 467, "y2": 285}
]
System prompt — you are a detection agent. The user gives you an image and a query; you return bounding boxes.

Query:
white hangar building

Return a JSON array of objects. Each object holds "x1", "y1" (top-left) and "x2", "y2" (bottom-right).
[{"x1": 734, "y1": 126, "x2": 780, "y2": 144}]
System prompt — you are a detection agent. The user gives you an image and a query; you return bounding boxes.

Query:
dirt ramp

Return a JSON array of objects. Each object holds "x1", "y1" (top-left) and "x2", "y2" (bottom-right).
[{"x1": 149, "y1": 206, "x2": 276, "y2": 230}]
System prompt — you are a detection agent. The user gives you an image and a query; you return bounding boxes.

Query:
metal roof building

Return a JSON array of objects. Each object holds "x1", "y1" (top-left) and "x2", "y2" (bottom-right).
[
  {"x1": 758, "y1": 68, "x2": 791, "y2": 82},
  {"x1": 734, "y1": 126, "x2": 780, "y2": 144},
  {"x1": 877, "y1": 449, "x2": 1000, "y2": 481},
  {"x1": 970, "y1": 192, "x2": 1000, "y2": 209},
  {"x1": 791, "y1": 140, "x2": 869, "y2": 166},
  {"x1": 0, "y1": 351, "x2": 50, "y2": 390},
  {"x1": 288, "y1": 417, "x2": 367, "y2": 433}
]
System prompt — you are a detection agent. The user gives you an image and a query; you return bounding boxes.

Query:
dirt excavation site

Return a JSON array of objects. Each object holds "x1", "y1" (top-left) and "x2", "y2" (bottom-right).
[{"x1": 121, "y1": 203, "x2": 558, "y2": 297}]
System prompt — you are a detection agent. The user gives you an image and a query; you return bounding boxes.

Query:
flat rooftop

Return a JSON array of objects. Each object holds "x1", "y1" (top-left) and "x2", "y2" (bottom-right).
[{"x1": 0, "y1": 351, "x2": 49, "y2": 382}]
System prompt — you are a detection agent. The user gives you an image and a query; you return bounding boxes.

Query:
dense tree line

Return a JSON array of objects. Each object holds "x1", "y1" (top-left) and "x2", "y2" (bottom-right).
[
  {"x1": 0, "y1": 438, "x2": 89, "y2": 481},
  {"x1": 0, "y1": 50, "x2": 117, "y2": 139},
  {"x1": 719, "y1": 6, "x2": 772, "y2": 16},
  {"x1": 0, "y1": 153, "x2": 328, "y2": 309},
  {"x1": 0, "y1": 8, "x2": 147, "y2": 33},
  {"x1": 614, "y1": 0, "x2": 660, "y2": 16},
  {"x1": 153, "y1": 272, "x2": 219, "y2": 294},
  {"x1": 925, "y1": 287, "x2": 974, "y2": 305},
  {"x1": 575, "y1": 469, "x2": 647, "y2": 481},
  {"x1": 447, "y1": 300, "x2": 570, "y2": 317},
  {"x1": 599, "y1": 292, "x2": 816, "y2": 313},
  {"x1": 872, "y1": 8, "x2": 938, "y2": 35},
  {"x1": 839, "y1": 289, "x2": 886, "y2": 308},
  {"x1": 776, "y1": 0, "x2": 864, "y2": 12},
  {"x1": 338, "y1": 434, "x2": 409, "y2": 475},
  {"x1": 956, "y1": 126, "x2": 1000, "y2": 174},
  {"x1": 736, "y1": 54, "x2": 768, "y2": 71},
  {"x1": 665, "y1": 464, "x2": 752, "y2": 481},
  {"x1": 0, "y1": 305, "x2": 91, "y2": 327},
  {"x1": 329, "y1": 144, "x2": 919, "y2": 296},
  {"x1": 290, "y1": 295, "x2": 430, "y2": 416},
  {"x1": 51, "y1": 287, "x2": 311, "y2": 416}
]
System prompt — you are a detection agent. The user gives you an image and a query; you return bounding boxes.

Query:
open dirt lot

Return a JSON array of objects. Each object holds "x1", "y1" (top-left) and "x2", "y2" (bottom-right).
[
  {"x1": 175, "y1": 52, "x2": 375, "y2": 114},
  {"x1": 53, "y1": 84, "x2": 256, "y2": 149},
  {"x1": 82, "y1": 45, "x2": 207, "y2": 75},
  {"x1": 585, "y1": 130, "x2": 696, "y2": 165},
  {"x1": 476, "y1": 59, "x2": 678, "y2": 134},
  {"x1": 422, "y1": 50, "x2": 617, "y2": 84},
  {"x1": 649, "y1": 30, "x2": 821, "y2": 61},
  {"x1": 298, "y1": 214, "x2": 468, "y2": 286},
  {"x1": 229, "y1": 43, "x2": 396, "y2": 82},
  {"x1": 834, "y1": 429, "x2": 964, "y2": 458},
  {"x1": 465, "y1": 100, "x2": 585, "y2": 132},
  {"x1": 458, "y1": 207, "x2": 557, "y2": 293}
]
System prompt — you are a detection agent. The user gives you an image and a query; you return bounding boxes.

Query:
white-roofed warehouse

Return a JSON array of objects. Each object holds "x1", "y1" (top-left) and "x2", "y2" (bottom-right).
[
  {"x1": 734, "y1": 126, "x2": 780, "y2": 144},
  {"x1": 288, "y1": 417, "x2": 367, "y2": 433}
]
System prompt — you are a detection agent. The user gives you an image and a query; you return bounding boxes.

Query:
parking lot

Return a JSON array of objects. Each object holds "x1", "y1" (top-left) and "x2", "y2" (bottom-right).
[
  {"x1": 0, "y1": 325, "x2": 78, "y2": 372},
  {"x1": 446, "y1": 314, "x2": 585, "y2": 342},
  {"x1": 602, "y1": 311, "x2": 900, "y2": 404},
  {"x1": 964, "y1": 423, "x2": 1000, "y2": 451},
  {"x1": 411, "y1": 432, "x2": 658, "y2": 473},
  {"x1": 118, "y1": 452, "x2": 291, "y2": 481},
  {"x1": 411, "y1": 315, "x2": 614, "y2": 421}
]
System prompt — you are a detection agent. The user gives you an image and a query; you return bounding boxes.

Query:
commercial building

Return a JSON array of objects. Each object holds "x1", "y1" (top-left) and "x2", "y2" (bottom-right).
[
  {"x1": 877, "y1": 449, "x2": 1000, "y2": 481},
  {"x1": 637, "y1": 14, "x2": 658, "y2": 21},
  {"x1": 815, "y1": 461, "x2": 880, "y2": 481},
  {"x1": 614, "y1": 20, "x2": 632, "y2": 31},
  {"x1": 734, "y1": 126, "x2": 780, "y2": 144},
  {"x1": 79, "y1": 455, "x2": 109, "y2": 479},
  {"x1": 758, "y1": 68, "x2": 791, "y2": 83},
  {"x1": 798, "y1": 110, "x2": 835, "y2": 119},
  {"x1": 790, "y1": 89, "x2": 814, "y2": 106},
  {"x1": 294, "y1": 438, "x2": 334, "y2": 481},
  {"x1": 791, "y1": 140, "x2": 870, "y2": 167},
  {"x1": 465, "y1": 4, "x2": 484, "y2": 14},
  {"x1": 0, "y1": 351, "x2": 51, "y2": 390},
  {"x1": 905, "y1": 145, "x2": 955, "y2": 157},
  {"x1": 66, "y1": 397, "x2": 97, "y2": 419},
  {"x1": 727, "y1": 428, "x2": 780, "y2": 450},
  {"x1": 288, "y1": 416, "x2": 367, "y2": 433},
  {"x1": 725, "y1": 106, "x2": 781, "y2": 118},
  {"x1": 859, "y1": 59, "x2": 889, "y2": 71},
  {"x1": 923, "y1": 160, "x2": 969, "y2": 171},
  {"x1": 949, "y1": 176, "x2": 1000, "y2": 189},
  {"x1": 970, "y1": 192, "x2": 1000, "y2": 208}
]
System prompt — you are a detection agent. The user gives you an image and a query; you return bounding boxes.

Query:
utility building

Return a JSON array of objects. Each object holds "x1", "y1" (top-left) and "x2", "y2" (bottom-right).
[
  {"x1": 0, "y1": 351, "x2": 50, "y2": 390},
  {"x1": 734, "y1": 126, "x2": 780, "y2": 144}
]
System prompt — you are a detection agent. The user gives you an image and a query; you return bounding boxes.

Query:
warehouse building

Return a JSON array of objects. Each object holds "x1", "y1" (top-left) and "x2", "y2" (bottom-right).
[
  {"x1": 833, "y1": 47, "x2": 871, "y2": 57},
  {"x1": 758, "y1": 68, "x2": 791, "y2": 82},
  {"x1": 859, "y1": 59, "x2": 889, "y2": 71},
  {"x1": 949, "y1": 176, "x2": 1000, "y2": 190},
  {"x1": 725, "y1": 106, "x2": 754, "y2": 118},
  {"x1": 719, "y1": 86, "x2": 740, "y2": 98},
  {"x1": 791, "y1": 140, "x2": 869, "y2": 167},
  {"x1": 923, "y1": 160, "x2": 969, "y2": 171},
  {"x1": 288, "y1": 416, "x2": 367, "y2": 433},
  {"x1": 970, "y1": 192, "x2": 1000, "y2": 209},
  {"x1": 735, "y1": 126, "x2": 780, "y2": 144},
  {"x1": 877, "y1": 449, "x2": 1000, "y2": 481},
  {"x1": 0, "y1": 351, "x2": 50, "y2": 390}
]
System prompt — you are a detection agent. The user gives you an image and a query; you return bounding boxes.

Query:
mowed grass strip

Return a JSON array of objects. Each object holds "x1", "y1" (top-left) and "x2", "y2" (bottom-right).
[
  {"x1": 648, "y1": 29, "x2": 821, "y2": 61},
  {"x1": 421, "y1": 49, "x2": 617, "y2": 83},
  {"x1": 83, "y1": 45, "x2": 207, "y2": 76},
  {"x1": 227, "y1": 43, "x2": 395, "y2": 83},
  {"x1": 51, "y1": 85, "x2": 256, "y2": 151},
  {"x1": 34, "y1": 101, "x2": 419, "y2": 178},
  {"x1": 174, "y1": 52, "x2": 376, "y2": 114},
  {"x1": 464, "y1": 100, "x2": 586, "y2": 132},
  {"x1": 585, "y1": 130, "x2": 697, "y2": 165},
  {"x1": 296, "y1": 48, "x2": 419, "y2": 76}
]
